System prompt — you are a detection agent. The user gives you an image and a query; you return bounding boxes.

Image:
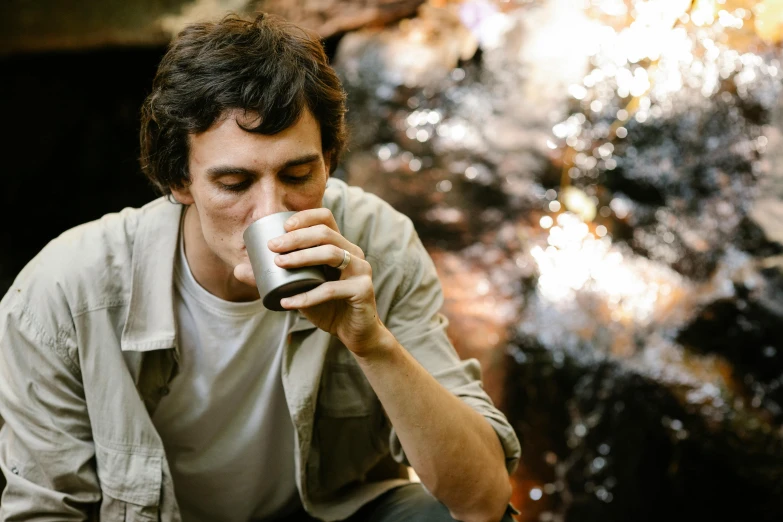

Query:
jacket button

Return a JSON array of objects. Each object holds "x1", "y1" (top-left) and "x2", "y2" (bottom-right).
[
  {"x1": 160, "y1": 386, "x2": 170, "y2": 396},
  {"x1": 10, "y1": 466, "x2": 19, "y2": 475}
]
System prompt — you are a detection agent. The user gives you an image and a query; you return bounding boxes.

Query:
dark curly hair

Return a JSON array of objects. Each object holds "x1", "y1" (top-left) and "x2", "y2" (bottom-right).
[{"x1": 140, "y1": 13, "x2": 348, "y2": 195}]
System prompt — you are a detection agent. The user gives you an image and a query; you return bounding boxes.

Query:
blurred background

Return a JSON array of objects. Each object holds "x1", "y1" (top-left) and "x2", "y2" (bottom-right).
[{"x1": 2, "y1": 0, "x2": 783, "y2": 520}]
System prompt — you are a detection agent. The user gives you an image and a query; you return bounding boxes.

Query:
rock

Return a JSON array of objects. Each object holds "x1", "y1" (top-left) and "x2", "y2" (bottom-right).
[
  {"x1": 504, "y1": 339, "x2": 783, "y2": 522},
  {"x1": 0, "y1": 0, "x2": 424, "y2": 54},
  {"x1": 677, "y1": 247, "x2": 783, "y2": 422},
  {"x1": 746, "y1": 198, "x2": 783, "y2": 250},
  {"x1": 167, "y1": 0, "x2": 426, "y2": 40}
]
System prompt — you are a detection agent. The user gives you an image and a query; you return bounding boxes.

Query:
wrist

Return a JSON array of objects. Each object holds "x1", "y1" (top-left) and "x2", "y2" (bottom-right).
[{"x1": 349, "y1": 322, "x2": 398, "y2": 362}]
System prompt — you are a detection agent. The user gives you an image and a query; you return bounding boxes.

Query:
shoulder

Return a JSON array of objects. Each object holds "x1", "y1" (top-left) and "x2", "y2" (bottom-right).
[
  {"x1": 3, "y1": 198, "x2": 171, "y2": 319},
  {"x1": 323, "y1": 178, "x2": 419, "y2": 262},
  {"x1": 323, "y1": 179, "x2": 441, "y2": 315}
]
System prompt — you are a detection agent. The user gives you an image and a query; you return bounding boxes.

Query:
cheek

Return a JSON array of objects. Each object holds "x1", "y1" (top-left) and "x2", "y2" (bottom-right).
[
  {"x1": 199, "y1": 197, "x2": 251, "y2": 243},
  {"x1": 294, "y1": 178, "x2": 328, "y2": 207}
]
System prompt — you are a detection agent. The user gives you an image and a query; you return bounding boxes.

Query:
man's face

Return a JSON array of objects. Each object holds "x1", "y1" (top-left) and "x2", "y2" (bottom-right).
[{"x1": 171, "y1": 108, "x2": 329, "y2": 276}]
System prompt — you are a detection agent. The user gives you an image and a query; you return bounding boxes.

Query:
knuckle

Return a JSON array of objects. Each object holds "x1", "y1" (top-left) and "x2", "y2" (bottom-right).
[
  {"x1": 333, "y1": 245, "x2": 345, "y2": 258},
  {"x1": 354, "y1": 257, "x2": 371, "y2": 274},
  {"x1": 320, "y1": 208, "x2": 339, "y2": 231},
  {"x1": 317, "y1": 207, "x2": 334, "y2": 221},
  {"x1": 317, "y1": 224, "x2": 332, "y2": 241},
  {"x1": 360, "y1": 277, "x2": 375, "y2": 299}
]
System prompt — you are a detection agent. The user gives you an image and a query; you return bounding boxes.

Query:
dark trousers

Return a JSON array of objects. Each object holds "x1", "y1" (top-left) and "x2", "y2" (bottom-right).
[{"x1": 288, "y1": 483, "x2": 516, "y2": 522}]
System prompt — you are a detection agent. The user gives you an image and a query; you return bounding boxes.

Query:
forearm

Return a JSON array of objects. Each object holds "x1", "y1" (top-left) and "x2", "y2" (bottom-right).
[{"x1": 354, "y1": 328, "x2": 511, "y2": 522}]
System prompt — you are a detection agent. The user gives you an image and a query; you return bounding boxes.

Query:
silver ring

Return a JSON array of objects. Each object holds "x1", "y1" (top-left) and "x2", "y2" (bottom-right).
[{"x1": 335, "y1": 249, "x2": 351, "y2": 270}]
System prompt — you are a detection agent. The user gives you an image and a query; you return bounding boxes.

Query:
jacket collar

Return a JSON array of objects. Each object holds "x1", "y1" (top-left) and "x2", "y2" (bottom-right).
[{"x1": 121, "y1": 198, "x2": 183, "y2": 352}]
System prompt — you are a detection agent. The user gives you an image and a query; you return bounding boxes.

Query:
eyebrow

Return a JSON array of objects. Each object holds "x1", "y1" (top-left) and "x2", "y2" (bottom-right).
[{"x1": 206, "y1": 153, "x2": 322, "y2": 178}]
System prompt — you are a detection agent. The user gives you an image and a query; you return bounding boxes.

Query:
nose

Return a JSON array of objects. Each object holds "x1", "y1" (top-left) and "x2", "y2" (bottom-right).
[{"x1": 249, "y1": 179, "x2": 290, "y2": 222}]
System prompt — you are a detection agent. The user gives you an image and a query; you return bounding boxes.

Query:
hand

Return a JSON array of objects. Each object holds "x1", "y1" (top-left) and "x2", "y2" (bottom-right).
[{"x1": 233, "y1": 208, "x2": 389, "y2": 357}]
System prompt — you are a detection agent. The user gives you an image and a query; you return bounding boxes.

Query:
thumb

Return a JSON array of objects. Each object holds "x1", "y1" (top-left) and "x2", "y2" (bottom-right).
[{"x1": 233, "y1": 262, "x2": 257, "y2": 287}]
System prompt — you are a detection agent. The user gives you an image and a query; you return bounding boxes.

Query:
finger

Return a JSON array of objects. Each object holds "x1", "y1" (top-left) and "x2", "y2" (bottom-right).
[
  {"x1": 276, "y1": 244, "x2": 370, "y2": 275},
  {"x1": 269, "y1": 223, "x2": 365, "y2": 260},
  {"x1": 280, "y1": 276, "x2": 374, "y2": 310},
  {"x1": 284, "y1": 208, "x2": 339, "y2": 234},
  {"x1": 233, "y1": 262, "x2": 256, "y2": 287}
]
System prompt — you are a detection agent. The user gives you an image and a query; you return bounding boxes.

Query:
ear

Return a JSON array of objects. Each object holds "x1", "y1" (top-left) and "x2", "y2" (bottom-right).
[{"x1": 170, "y1": 184, "x2": 194, "y2": 205}]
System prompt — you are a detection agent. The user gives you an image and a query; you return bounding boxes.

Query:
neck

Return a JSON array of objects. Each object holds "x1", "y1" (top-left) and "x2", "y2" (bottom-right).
[{"x1": 182, "y1": 205, "x2": 260, "y2": 302}]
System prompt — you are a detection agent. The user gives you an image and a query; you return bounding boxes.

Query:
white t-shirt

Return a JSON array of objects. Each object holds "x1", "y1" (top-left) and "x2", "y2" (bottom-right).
[{"x1": 151, "y1": 228, "x2": 300, "y2": 522}]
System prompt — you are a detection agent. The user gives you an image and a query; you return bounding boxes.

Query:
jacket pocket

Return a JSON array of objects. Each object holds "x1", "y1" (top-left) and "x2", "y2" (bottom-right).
[
  {"x1": 95, "y1": 443, "x2": 162, "y2": 521},
  {"x1": 317, "y1": 362, "x2": 376, "y2": 418},
  {"x1": 311, "y1": 362, "x2": 389, "y2": 498}
]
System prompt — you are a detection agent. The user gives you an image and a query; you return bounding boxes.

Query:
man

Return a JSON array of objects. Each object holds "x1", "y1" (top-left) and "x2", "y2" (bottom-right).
[{"x1": 0, "y1": 13, "x2": 520, "y2": 522}]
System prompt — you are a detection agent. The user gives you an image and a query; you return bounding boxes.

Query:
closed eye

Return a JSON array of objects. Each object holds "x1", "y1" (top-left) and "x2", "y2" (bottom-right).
[
  {"x1": 282, "y1": 173, "x2": 312, "y2": 185},
  {"x1": 219, "y1": 179, "x2": 252, "y2": 192}
]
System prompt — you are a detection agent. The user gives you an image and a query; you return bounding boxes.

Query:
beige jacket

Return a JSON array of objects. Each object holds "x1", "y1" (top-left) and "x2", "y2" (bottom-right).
[{"x1": 0, "y1": 178, "x2": 520, "y2": 521}]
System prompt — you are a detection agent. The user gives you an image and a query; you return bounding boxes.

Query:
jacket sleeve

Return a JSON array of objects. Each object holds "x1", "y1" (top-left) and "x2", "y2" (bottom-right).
[
  {"x1": 0, "y1": 293, "x2": 100, "y2": 520},
  {"x1": 380, "y1": 223, "x2": 521, "y2": 475}
]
